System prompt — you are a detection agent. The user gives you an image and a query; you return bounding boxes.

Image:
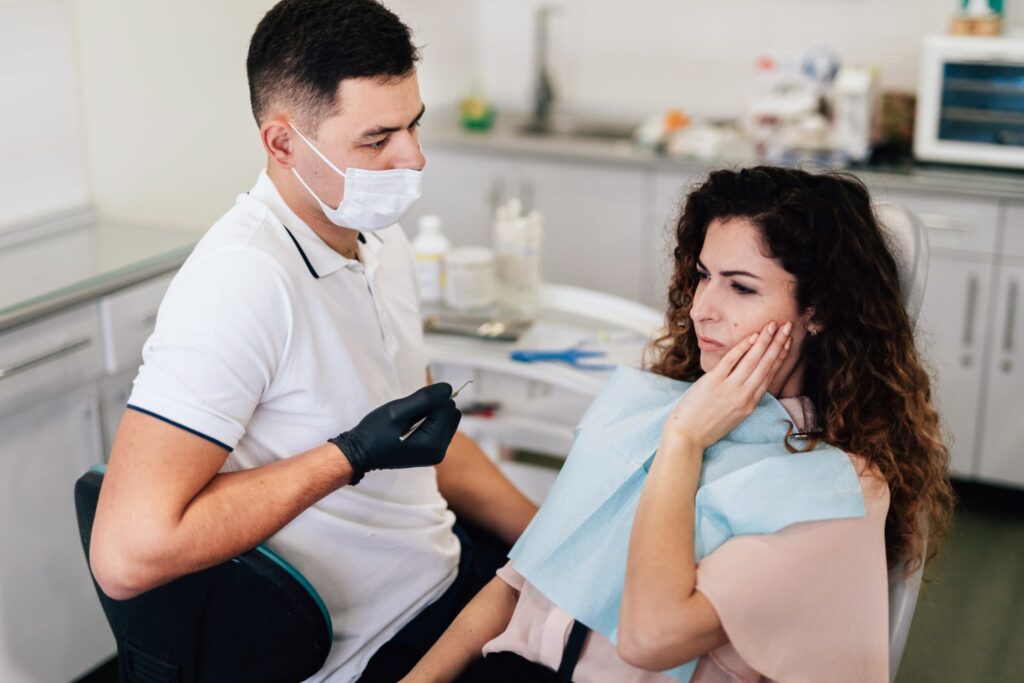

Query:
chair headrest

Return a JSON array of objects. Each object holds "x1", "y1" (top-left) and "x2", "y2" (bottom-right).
[{"x1": 872, "y1": 203, "x2": 930, "y2": 330}]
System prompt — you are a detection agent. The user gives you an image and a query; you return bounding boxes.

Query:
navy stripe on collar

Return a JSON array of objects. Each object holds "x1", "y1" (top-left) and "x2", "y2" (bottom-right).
[{"x1": 282, "y1": 225, "x2": 320, "y2": 279}]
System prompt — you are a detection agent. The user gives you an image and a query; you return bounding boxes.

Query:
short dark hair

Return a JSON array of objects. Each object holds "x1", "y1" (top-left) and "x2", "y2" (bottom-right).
[{"x1": 246, "y1": 0, "x2": 420, "y2": 129}]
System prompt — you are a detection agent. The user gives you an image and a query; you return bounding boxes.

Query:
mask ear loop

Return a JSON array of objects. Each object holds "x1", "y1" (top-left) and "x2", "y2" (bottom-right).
[
  {"x1": 289, "y1": 123, "x2": 347, "y2": 178},
  {"x1": 290, "y1": 166, "x2": 335, "y2": 213}
]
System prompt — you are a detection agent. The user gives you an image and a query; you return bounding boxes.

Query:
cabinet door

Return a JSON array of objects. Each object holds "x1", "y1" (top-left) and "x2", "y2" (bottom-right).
[
  {"x1": 409, "y1": 146, "x2": 512, "y2": 247},
  {"x1": 977, "y1": 264, "x2": 1024, "y2": 487},
  {"x1": 513, "y1": 158, "x2": 648, "y2": 301},
  {"x1": 917, "y1": 258, "x2": 993, "y2": 477},
  {"x1": 876, "y1": 188, "x2": 1001, "y2": 255},
  {"x1": 0, "y1": 388, "x2": 114, "y2": 682}
]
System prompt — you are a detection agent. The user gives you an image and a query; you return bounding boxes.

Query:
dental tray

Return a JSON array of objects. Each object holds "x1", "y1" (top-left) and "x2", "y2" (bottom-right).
[{"x1": 423, "y1": 312, "x2": 534, "y2": 342}]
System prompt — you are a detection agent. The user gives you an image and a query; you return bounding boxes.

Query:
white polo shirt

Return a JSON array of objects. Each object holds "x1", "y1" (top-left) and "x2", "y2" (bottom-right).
[{"x1": 128, "y1": 170, "x2": 460, "y2": 682}]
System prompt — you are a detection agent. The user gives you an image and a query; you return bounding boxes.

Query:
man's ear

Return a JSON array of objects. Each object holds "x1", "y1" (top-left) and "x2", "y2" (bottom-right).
[{"x1": 261, "y1": 117, "x2": 295, "y2": 169}]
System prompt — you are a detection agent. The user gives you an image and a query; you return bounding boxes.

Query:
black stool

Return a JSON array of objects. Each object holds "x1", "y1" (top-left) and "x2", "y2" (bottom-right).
[{"x1": 74, "y1": 466, "x2": 332, "y2": 682}]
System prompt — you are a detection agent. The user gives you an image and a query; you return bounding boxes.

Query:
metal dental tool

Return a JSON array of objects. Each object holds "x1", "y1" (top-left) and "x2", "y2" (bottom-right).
[{"x1": 399, "y1": 380, "x2": 473, "y2": 442}]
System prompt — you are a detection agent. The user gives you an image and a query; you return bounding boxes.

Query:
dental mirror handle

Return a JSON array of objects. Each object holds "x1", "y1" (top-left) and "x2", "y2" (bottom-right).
[{"x1": 399, "y1": 380, "x2": 472, "y2": 442}]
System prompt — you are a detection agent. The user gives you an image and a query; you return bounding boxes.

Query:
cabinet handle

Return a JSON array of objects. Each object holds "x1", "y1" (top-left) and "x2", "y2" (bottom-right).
[
  {"x1": 963, "y1": 275, "x2": 979, "y2": 347},
  {"x1": 1003, "y1": 280, "x2": 1019, "y2": 358},
  {"x1": 918, "y1": 213, "x2": 971, "y2": 233},
  {"x1": 0, "y1": 338, "x2": 92, "y2": 381}
]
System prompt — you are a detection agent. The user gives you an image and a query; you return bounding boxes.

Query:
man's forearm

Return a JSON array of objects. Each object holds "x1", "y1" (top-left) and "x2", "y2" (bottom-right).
[
  {"x1": 435, "y1": 432, "x2": 537, "y2": 545},
  {"x1": 169, "y1": 444, "x2": 352, "y2": 568},
  {"x1": 93, "y1": 433, "x2": 352, "y2": 600}
]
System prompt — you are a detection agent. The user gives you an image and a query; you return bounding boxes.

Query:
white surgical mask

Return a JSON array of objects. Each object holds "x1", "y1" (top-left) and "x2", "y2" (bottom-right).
[{"x1": 289, "y1": 123, "x2": 423, "y2": 231}]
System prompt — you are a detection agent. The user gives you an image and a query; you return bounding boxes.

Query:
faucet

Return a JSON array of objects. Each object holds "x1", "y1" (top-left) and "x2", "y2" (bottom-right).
[{"x1": 528, "y1": 5, "x2": 558, "y2": 132}]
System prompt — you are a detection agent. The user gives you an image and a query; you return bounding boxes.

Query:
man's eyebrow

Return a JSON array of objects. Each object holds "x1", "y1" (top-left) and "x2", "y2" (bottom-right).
[
  {"x1": 696, "y1": 258, "x2": 762, "y2": 280},
  {"x1": 357, "y1": 104, "x2": 426, "y2": 140}
]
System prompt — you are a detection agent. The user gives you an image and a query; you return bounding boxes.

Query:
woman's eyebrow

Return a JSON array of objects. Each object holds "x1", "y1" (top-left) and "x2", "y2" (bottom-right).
[{"x1": 696, "y1": 257, "x2": 762, "y2": 280}]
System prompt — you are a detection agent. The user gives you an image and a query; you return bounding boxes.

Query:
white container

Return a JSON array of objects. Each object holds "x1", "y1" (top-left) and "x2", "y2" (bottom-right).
[
  {"x1": 832, "y1": 65, "x2": 877, "y2": 163},
  {"x1": 412, "y1": 215, "x2": 450, "y2": 304},
  {"x1": 444, "y1": 246, "x2": 497, "y2": 310}
]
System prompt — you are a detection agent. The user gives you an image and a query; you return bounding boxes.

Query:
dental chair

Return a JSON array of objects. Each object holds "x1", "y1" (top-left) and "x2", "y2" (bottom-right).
[
  {"x1": 74, "y1": 465, "x2": 332, "y2": 682},
  {"x1": 874, "y1": 202, "x2": 929, "y2": 683}
]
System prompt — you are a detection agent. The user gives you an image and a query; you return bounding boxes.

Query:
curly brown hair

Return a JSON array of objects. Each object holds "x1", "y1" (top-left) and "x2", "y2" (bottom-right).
[{"x1": 649, "y1": 166, "x2": 954, "y2": 572}]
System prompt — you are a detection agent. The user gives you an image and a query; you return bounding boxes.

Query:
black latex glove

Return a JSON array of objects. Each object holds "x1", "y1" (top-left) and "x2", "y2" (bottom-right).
[{"x1": 329, "y1": 383, "x2": 462, "y2": 485}]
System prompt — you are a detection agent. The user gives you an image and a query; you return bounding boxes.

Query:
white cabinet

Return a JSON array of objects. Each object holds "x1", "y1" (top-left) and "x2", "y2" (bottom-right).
[
  {"x1": 880, "y1": 189, "x2": 1003, "y2": 480},
  {"x1": 408, "y1": 147, "x2": 512, "y2": 247},
  {"x1": 916, "y1": 258, "x2": 994, "y2": 476},
  {"x1": 96, "y1": 273, "x2": 172, "y2": 457},
  {"x1": 0, "y1": 306, "x2": 114, "y2": 681},
  {"x1": 977, "y1": 263, "x2": 1024, "y2": 486},
  {"x1": 0, "y1": 272, "x2": 170, "y2": 681},
  {"x1": 518, "y1": 158, "x2": 649, "y2": 302},
  {"x1": 97, "y1": 272, "x2": 172, "y2": 375},
  {"x1": 99, "y1": 371, "x2": 135, "y2": 459},
  {"x1": 416, "y1": 146, "x2": 651, "y2": 302}
]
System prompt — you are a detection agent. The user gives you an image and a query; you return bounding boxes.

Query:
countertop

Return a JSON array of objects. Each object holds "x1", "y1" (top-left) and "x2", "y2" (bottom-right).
[
  {"x1": 423, "y1": 120, "x2": 1024, "y2": 201},
  {"x1": 0, "y1": 220, "x2": 201, "y2": 333}
]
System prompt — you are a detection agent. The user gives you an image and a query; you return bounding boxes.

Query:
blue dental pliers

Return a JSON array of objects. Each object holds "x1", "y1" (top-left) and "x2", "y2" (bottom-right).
[{"x1": 509, "y1": 348, "x2": 618, "y2": 371}]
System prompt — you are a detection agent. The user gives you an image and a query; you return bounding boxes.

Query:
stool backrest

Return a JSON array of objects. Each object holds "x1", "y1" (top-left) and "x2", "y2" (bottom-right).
[
  {"x1": 74, "y1": 467, "x2": 332, "y2": 682},
  {"x1": 888, "y1": 550, "x2": 926, "y2": 682},
  {"x1": 873, "y1": 202, "x2": 930, "y2": 331}
]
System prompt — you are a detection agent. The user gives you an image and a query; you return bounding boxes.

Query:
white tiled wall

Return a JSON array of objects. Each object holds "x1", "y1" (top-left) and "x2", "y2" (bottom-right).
[{"x1": 0, "y1": 0, "x2": 89, "y2": 231}]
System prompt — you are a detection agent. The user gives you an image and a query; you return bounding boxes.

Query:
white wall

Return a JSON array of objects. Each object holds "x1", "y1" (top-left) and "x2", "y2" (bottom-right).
[
  {"x1": 0, "y1": 0, "x2": 89, "y2": 231},
  {"x1": 71, "y1": 0, "x2": 473, "y2": 230},
  {"x1": 72, "y1": 1, "x2": 273, "y2": 231},
  {"x1": 68, "y1": 0, "x2": 1024, "y2": 230},
  {"x1": 474, "y1": 0, "x2": 1024, "y2": 120}
]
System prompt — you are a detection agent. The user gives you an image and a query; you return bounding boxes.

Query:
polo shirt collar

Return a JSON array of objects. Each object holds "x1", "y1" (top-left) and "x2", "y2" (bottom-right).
[{"x1": 249, "y1": 169, "x2": 382, "y2": 279}]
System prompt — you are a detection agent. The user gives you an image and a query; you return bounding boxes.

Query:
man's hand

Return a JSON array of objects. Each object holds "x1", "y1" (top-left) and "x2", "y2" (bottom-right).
[{"x1": 330, "y1": 383, "x2": 462, "y2": 484}]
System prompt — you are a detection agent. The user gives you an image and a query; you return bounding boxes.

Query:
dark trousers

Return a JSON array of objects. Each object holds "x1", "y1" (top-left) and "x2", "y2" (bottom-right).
[
  {"x1": 357, "y1": 520, "x2": 510, "y2": 683},
  {"x1": 457, "y1": 651, "x2": 562, "y2": 682}
]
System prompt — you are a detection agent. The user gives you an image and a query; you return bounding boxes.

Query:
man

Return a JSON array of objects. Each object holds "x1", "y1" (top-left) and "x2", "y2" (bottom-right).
[{"x1": 89, "y1": 1, "x2": 537, "y2": 680}]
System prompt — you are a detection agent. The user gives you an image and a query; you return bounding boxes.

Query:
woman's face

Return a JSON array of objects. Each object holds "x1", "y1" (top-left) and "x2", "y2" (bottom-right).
[{"x1": 689, "y1": 217, "x2": 815, "y2": 394}]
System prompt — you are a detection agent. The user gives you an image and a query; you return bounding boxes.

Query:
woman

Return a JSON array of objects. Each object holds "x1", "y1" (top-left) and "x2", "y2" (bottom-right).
[{"x1": 403, "y1": 166, "x2": 955, "y2": 682}]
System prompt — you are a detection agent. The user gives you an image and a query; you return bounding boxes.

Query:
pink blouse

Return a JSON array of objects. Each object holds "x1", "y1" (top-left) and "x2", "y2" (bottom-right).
[{"x1": 482, "y1": 398, "x2": 891, "y2": 682}]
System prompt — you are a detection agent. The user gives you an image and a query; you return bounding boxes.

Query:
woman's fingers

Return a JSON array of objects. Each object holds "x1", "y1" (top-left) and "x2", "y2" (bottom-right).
[
  {"x1": 712, "y1": 329, "x2": 759, "y2": 377},
  {"x1": 749, "y1": 325, "x2": 794, "y2": 395},
  {"x1": 745, "y1": 321, "x2": 792, "y2": 389},
  {"x1": 729, "y1": 321, "x2": 778, "y2": 383}
]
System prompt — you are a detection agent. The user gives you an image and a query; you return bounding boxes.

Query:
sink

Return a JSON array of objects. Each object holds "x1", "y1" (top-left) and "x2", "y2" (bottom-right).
[{"x1": 518, "y1": 120, "x2": 637, "y2": 142}]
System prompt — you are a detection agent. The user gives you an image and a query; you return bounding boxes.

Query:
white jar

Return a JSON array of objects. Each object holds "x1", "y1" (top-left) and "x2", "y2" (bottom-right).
[
  {"x1": 412, "y1": 215, "x2": 450, "y2": 304},
  {"x1": 444, "y1": 246, "x2": 497, "y2": 310}
]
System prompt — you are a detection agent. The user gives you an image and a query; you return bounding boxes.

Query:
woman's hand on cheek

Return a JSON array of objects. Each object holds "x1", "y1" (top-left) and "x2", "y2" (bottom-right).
[{"x1": 663, "y1": 321, "x2": 792, "y2": 451}]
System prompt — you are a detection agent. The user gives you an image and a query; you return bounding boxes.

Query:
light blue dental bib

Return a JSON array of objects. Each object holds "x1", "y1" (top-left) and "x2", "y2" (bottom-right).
[{"x1": 508, "y1": 366, "x2": 865, "y2": 681}]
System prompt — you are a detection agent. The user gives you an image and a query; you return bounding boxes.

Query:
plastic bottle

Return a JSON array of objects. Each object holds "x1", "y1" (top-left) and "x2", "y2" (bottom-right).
[{"x1": 412, "y1": 215, "x2": 450, "y2": 305}]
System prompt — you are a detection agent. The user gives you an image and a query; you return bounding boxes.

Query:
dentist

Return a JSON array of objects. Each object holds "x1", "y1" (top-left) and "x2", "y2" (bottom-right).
[{"x1": 89, "y1": 1, "x2": 536, "y2": 681}]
